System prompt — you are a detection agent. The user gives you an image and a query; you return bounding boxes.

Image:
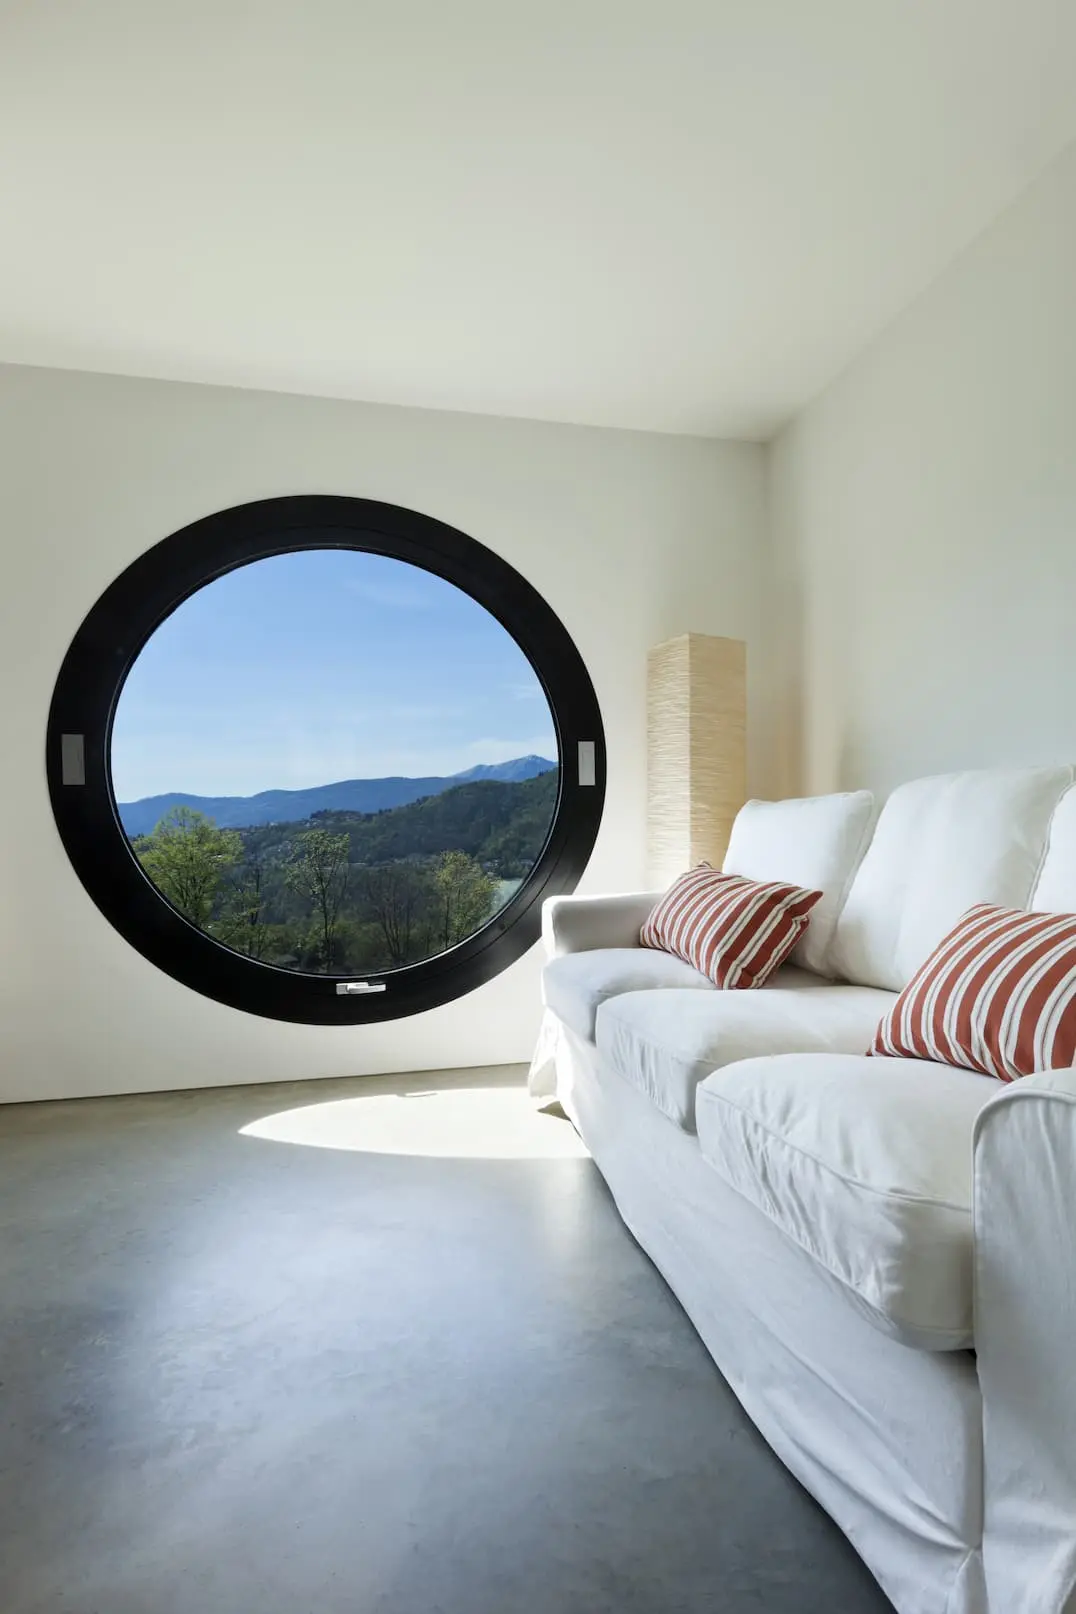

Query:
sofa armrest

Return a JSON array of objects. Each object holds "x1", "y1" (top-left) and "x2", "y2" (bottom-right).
[
  {"x1": 974, "y1": 1068, "x2": 1076, "y2": 1613},
  {"x1": 541, "y1": 891, "x2": 662, "y2": 958}
]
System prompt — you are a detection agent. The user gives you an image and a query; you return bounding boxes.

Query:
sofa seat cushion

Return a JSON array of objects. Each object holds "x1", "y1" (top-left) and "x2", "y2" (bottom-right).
[
  {"x1": 696, "y1": 1052, "x2": 994, "y2": 1350},
  {"x1": 541, "y1": 947, "x2": 713, "y2": 1042},
  {"x1": 595, "y1": 973, "x2": 896, "y2": 1131}
]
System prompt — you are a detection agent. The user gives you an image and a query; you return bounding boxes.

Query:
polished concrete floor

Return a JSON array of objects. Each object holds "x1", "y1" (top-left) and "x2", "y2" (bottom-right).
[{"x1": 0, "y1": 1066, "x2": 893, "y2": 1614}]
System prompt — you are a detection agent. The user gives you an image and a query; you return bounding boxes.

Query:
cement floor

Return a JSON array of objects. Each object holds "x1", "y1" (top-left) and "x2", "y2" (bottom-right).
[{"x1": 0, "y1": 1065, "x2": 892, "y2": 1613}]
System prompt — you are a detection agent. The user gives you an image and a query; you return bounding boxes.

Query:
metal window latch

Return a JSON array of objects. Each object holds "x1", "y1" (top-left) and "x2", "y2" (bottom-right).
[
  {"x1": 336, "y1": 980, "x2": 387, "y2": 995},
  {"x1": 577, "y1": 740, "x2": 596, "y2": 787}
]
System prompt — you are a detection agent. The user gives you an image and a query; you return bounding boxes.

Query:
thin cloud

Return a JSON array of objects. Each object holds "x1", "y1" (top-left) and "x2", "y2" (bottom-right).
[{"x1": 343, "y1": 578, "x2": 433, "y2": 611}]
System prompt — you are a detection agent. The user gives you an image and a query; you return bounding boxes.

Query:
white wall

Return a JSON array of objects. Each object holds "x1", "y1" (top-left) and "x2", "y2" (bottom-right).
[
  {"x1": 0, "y1": 365, "x2": 767, "y2": 1102},
  {"x1": 768, "y1": 139, "x2": 1076, "y2": 799}
]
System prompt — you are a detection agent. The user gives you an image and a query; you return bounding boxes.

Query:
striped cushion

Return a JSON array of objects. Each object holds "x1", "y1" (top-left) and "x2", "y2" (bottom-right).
[
  {"x1": 870, "y1": 904, "x2": 1076, "y2": 1082},
  {"x1": 640, "y1": 866, "x2": 823, "y2": 990}
]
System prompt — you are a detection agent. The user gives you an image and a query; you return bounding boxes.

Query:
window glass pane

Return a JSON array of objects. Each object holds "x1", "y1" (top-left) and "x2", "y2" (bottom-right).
[{"x1": 111, "y1": 550, "x2": 559, "y2": 974}]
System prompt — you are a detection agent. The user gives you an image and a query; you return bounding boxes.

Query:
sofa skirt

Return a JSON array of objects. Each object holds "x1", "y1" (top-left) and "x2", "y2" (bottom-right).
[{"x1": 542, "y1": 1017, "x2": 987, "y2": 1614}]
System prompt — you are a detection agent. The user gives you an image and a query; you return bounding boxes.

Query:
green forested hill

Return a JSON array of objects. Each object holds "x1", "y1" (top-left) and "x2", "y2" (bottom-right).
[
  {"x1": 242, "y1": 768, "x2": 558, "y2": 878},
  {"x1": 130, "y1": 769, "x2": 559, "y2": 976}
]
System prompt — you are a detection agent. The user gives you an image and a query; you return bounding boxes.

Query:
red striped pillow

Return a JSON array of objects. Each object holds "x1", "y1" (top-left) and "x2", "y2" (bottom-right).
[
  {"x1": 640, "y1": 865, "x2": 823, "y2": 990},
  {"x1": 870, "y1": 904, "x2": 1076, "y2": 1082}
]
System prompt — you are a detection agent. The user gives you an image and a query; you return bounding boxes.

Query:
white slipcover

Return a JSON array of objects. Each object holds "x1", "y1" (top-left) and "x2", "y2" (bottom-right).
[
  {"x1": 974, "y1": 1067, "x2": 1076, "y2": 1614},
  {"x1": 831, "y1": 767, "x2": 1073, "y2": 991},
  {"x1": 541, "y1": 946, "x2": 713, "y2": 1044},
  {"x1": 723, "y1": 789, "x2": 875, "y2": 975},
  {"x1": 595, "y1": 972, "x2": 896, "y2": 1131},
  {"x1": 542, "y1": 890, "x2": 663, "y2": 957},
  {"x1": 551, "y1": 1023, "x2": 986, "y2": 1614},
  {"x1": 696, "y1": 1052, "x2": 994, "y2": 1350},
  {"x1": 533, "y1": 764, "x2": 1076, "y2": 1613}
]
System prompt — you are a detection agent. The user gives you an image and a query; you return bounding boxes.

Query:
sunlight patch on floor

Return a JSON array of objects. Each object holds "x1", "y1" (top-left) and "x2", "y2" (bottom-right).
[{"x1": 240, "y1": 1085, "x2": 589, "y2": 1160}]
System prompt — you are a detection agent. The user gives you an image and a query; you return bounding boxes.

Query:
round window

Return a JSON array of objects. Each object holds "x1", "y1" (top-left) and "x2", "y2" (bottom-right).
[{"x1": 48, "y1": 497, "x2": 605, "y2": 1023}]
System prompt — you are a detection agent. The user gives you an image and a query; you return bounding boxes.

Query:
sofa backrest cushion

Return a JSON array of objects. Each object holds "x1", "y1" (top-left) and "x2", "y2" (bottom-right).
[
  {"x1": 831, "y1": 767, "x2": 1074, "y2": 991},
  {"x1": 722, "y1": 791, "x2": 875, "y2": 975},
  {"x1": 1031, "y1": 784, "x2": 1076, "y2": 913}
]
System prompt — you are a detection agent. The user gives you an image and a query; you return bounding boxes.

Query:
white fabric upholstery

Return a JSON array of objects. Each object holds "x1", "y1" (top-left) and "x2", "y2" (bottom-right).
[
  {"x1": 1030, "y1": 782, "x2": 1076, "y2": 913},
  {"x1": 554, "y1": 1024, "x2": 985, "y2": 1614},
  {"x1": 974, "y1": 1066, "x2": 1076, "y2": 1614},
  {"x1": 697, "y1": 1052, "x2": 994, "y2": 1350},
  {"x1": 595, "y1": 971, "x2": 896, "y2": 1131},
  {"x1": 831, "y1": 767, "x2": 1073, "y2": 991},
  {"x1": 541, "y1": 947, "x2": 712, "y2": 1043},
  {"x1": 541, "y1": 891, "x2": 663, "y2": 957},
  {"x1": 532, "y1": 767, "x2": 1076, "y2": 1611},
  {"x1": 723, "y1": 790, "x2": 875, "y2": 975}
]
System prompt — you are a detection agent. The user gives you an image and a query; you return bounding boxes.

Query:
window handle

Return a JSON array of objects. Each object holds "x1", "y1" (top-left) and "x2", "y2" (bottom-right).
[{"x1": 336, "y1": 980, "x2": 387, "y2": 995}]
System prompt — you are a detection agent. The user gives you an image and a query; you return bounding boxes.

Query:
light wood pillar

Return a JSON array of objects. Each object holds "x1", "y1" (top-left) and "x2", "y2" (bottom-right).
[{"x1": 647, "y1": 634, "x2": 747, "y2": 887}]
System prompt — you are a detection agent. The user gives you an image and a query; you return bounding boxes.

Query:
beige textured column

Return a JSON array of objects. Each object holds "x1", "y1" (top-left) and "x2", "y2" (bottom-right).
[{"x1": 647, "y1": 634, "x2": 747, "y2": 887}]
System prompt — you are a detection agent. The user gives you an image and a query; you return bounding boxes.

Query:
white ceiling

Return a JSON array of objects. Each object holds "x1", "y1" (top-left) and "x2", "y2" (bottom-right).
[{"x1": 2, "y1": 2, "x2": 1075, "y2": 439}]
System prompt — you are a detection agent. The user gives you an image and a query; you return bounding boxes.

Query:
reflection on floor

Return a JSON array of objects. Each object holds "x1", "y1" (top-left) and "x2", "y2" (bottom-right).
[
  {"x1": 0, "y1": 1065, "x2": 892, "y2": 1614},
  {"x1": 241, "y1": 1081, "x2": 590, "y2": 1160}
]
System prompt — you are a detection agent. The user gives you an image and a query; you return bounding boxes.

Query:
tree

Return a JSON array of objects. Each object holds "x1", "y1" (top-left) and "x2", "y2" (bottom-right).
[
  {"x1": 360, "y1": 862, "x2": 432, "y2": 967},
  {"x1": 133, "y1": 807, "x2": 241, "y2": 927},
  {"x1": 216, "y1": 857, "x2": 269, "y2": 959},
  {"x1": 286, "y1": 829, "x2": 351, "y2": 971},
  {"x1": 432, "y1": 851, "x2": 497, "y2": 951}
]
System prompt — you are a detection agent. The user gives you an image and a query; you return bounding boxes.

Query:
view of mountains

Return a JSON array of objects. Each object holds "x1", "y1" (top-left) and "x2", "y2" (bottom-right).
[
  {"x1": 117, "y1": 755, "x2": 557, "y2": 838},
  {"x1": 127, "y1": 766, "x2": 559, "y2": 976}
]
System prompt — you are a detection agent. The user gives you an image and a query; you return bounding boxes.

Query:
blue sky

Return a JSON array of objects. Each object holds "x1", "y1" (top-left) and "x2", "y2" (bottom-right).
[{"x1": 111, "y1": 551, "x2": 558, "y2": 802}]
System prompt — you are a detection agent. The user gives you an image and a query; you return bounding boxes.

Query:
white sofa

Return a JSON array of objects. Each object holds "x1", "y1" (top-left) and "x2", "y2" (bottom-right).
[{"x1": 531, "y1": 767, "x2": 1076, "y2": 1614}]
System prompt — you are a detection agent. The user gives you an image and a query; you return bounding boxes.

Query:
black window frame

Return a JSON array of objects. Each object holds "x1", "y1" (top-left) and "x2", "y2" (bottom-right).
[{"x1": 47, "y1": 495, "x2": 606, "y2": 1025}]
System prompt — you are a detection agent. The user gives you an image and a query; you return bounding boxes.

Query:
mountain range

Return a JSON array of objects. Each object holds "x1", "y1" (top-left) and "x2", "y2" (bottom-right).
[{"x1": 117, "y1": 755, "x2": 557, "y2": 838}]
